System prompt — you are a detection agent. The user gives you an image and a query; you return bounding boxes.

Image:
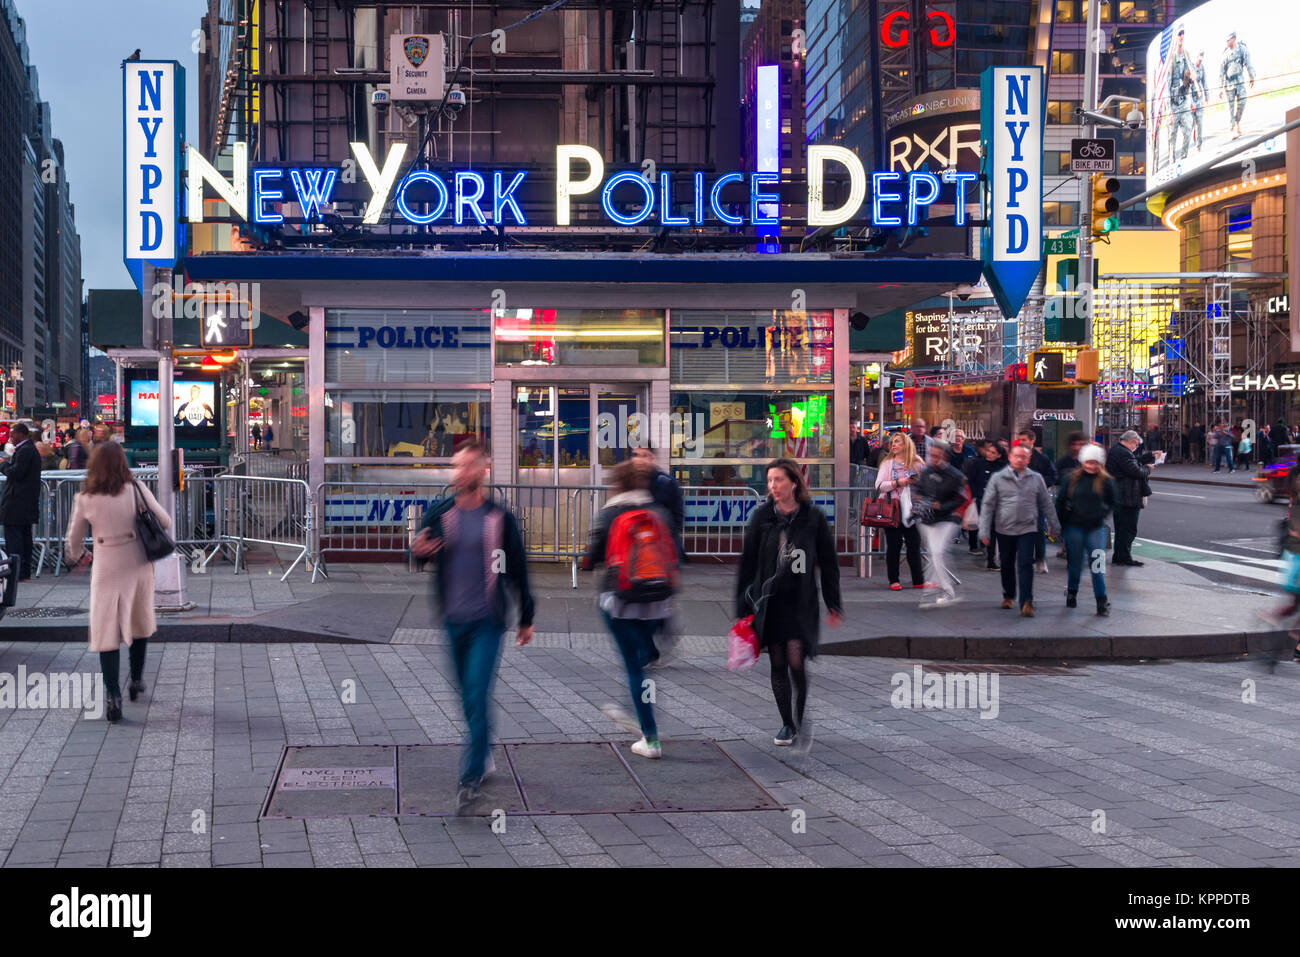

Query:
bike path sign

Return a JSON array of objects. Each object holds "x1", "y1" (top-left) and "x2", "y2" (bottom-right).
[{"x1": 1070, "y1": 137, "x2": 1115, "y2": 173}]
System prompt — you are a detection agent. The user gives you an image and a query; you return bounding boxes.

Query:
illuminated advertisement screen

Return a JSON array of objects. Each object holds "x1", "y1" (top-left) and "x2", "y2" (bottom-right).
[
  {"x1": 127, "y1": 377, "x2": 219, "y2": 441},
  {"x1": 1146, "y1": 0, "x2": 1300, "y2": 189},
  {"x1": 756, "y1": 64, "x2": 779, "y2": 252}
]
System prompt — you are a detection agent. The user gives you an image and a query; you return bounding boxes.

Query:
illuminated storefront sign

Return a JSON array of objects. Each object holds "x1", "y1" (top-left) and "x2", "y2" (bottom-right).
[
  {"x1": 325, "y1": 324, "x2": 487, "y2": 349},
  {"x1": 185, "y1": 141, "x2": 968, "y2": 231},
  {"x1": 1230, "y1": 373, "x2": 1300, "y2": 391},
  {"x1": 879, "y1": 9, "x2": 955, "y2": 48}
]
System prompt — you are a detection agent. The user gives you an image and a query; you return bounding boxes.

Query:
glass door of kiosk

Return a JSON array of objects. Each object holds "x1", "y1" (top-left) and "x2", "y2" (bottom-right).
[{"x1": 593, "y1": 385, "x2": 647, "y2": 486}]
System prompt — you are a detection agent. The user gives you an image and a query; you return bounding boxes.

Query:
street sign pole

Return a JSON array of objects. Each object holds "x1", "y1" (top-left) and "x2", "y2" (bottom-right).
[
  {"x1": 1079, "y1": 0, "x2": 1101, "y2": 438},
  {"x1": 150, "y1": 264, "x2": 190, "y2": 611}
]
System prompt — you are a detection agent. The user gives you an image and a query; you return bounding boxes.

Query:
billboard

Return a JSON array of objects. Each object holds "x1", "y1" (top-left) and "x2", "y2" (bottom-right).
[
  {"x1": 1146, "y1": 0, "x2": 1300, "y2": 189},
  {"x1": 127, "y1": 377, "x2": 219, "y2": 442}
]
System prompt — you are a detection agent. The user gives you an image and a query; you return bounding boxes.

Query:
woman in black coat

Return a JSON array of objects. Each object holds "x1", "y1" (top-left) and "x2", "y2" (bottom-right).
[
  {"x1": 963, "y1": 439, "x2": 1006, "y2": 568},
  {"x1": 736, "y1": 458, "x2": 843, "y2": 751}
]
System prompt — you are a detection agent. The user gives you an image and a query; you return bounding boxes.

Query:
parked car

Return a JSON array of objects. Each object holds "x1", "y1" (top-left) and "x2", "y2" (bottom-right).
[{"x1": 1254, "y1": 444, "x2": 1299, "y2": 503}]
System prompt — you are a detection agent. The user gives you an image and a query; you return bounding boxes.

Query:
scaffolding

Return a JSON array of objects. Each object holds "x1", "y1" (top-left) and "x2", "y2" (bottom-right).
[{"x1": 1093, "y1": 272, "x2": 1287, "y2": 449}]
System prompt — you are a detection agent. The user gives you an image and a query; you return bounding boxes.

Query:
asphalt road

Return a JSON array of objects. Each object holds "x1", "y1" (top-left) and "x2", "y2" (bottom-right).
[{"x1": 1130, "y1": 481, "x2": 1284, "y2": 593}]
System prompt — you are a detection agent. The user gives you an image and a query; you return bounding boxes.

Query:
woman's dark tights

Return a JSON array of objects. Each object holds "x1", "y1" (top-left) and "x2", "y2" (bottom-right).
[
  {"x1": 99, "y1": 639, "x2": 147, "y2": 699},
  {"x1": 769, "y1": 639, "x2": 808, "y2": 730}
]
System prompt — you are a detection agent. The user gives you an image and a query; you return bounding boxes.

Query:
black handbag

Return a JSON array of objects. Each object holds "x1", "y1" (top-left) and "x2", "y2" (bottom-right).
[{"x1": 132, "y1": 482, "x2": 177, "y2": 561}]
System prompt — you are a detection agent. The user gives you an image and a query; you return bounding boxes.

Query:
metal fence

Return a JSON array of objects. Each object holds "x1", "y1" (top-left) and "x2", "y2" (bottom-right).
[{"x1": 214, "y1": 475, "x2": 313, "y2": 580}]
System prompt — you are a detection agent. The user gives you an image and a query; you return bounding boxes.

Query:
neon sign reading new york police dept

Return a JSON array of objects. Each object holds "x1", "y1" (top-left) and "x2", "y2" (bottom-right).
[{"x1": 184, "y1": 142, "x2": 976, "y2": 230}]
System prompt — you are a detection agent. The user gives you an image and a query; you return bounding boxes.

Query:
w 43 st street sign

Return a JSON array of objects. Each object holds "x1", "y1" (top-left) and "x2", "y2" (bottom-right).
[{"x1": 1044, "y1": 236, "x2": 1077, "y2": 255}]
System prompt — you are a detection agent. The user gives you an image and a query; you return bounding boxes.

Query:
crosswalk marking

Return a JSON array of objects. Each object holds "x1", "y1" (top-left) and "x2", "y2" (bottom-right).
[{"x1": 1185, "y1": 560, "x2": 1279, "y2": 585}]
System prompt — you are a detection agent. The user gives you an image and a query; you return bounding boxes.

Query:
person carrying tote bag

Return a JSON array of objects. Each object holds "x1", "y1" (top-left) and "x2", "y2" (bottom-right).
[
  {"x1": 64, "y1": 441, "x2": 172, "y2": 724},
  {"x1": 874, "y1": 432, "x2": 926, "y2": 590}
]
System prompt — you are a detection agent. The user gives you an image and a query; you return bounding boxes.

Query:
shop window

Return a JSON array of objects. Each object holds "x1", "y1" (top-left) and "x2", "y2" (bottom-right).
[
  {"x1": 1225, "y1": 202, "x2": 1252, "y2": 272},
  {"x1": 494, "y1": 309, "x2": 664, "y2": 367},
  {"x1": 1184, "y1": 215, "x2": 1201, "y2": 272},
  {"x1": 324, "y1": 389, "x2": 489, "y2": 459},
  {"x1": 669, "y1": 390, "x2": 834, "y2": 493},
  {"x1": 1047, "y1": 100, "x2": 1081, "y2": 125},
  {"x1": 326, "y1": 309, "x2": 491, "y2": 383},
  {"x1": 671, "y1": 310, "x2": 833, "y2": 385},
  {"x1": 516, "y1": 386, "x2": 590, "y2": 468},
  {"x1": 1043, "y1": 202, "x2": 1079, "y2": 227}
]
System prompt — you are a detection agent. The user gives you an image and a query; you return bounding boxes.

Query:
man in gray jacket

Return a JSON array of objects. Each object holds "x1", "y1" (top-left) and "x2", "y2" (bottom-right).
[{"x1": 978, "y1": 445, "x2": 1060, "y2": 617}]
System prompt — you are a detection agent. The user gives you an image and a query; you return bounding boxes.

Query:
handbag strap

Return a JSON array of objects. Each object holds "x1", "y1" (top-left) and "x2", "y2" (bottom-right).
[{"x1": 131, "y1": 481, "x2": 149, "y2": 516}]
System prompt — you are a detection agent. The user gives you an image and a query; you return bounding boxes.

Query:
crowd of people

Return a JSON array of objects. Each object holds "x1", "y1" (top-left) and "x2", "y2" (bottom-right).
[{"x1": 1180, "y1": 419, "x2": 1296, "y2": 472}]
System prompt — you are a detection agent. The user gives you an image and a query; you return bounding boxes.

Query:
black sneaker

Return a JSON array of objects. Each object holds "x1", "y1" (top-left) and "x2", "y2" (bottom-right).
[
  {"x1": 773, "y1": 725, "x2": 796, "y2": 746},
  {"x1": 1065, "y1": 590, "x2": 1077, "y2": 608}
]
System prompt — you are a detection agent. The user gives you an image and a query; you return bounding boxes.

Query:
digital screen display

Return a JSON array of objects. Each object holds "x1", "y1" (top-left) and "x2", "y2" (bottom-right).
[
  {"x1": 1146, "y1": 0, "x2": 1300, "y2": 188},
  {"x1": 127, "y1": 378, "x2": 219, "y2": 439}
]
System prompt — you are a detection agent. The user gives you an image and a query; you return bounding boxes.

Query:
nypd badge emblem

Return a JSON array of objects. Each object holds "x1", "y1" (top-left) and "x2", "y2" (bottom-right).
[{"x1": 404, "y1": 36, "x2": 430, "y2": 68}]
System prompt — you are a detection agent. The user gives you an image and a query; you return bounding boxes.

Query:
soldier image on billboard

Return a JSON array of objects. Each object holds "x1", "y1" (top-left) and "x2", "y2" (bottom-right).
[
  {"x1": 1220, "y1": 31, "x2": 1255, "y2": 139},
  {"x1": 1191, "y1": 50, "x2": 1209, "y2": 153},
  {"x1": 1167, "y1": 29, "x2": 1194, "y2": 164}
]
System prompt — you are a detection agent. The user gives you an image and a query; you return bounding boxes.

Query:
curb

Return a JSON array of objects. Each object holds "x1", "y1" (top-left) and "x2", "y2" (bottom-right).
[
  {"x1": 4, "y1": 620, "x2": 1294, "y2": 662},
  {"x1": 1150, "y1": 474, "x2": 1259, "y2": 490}
]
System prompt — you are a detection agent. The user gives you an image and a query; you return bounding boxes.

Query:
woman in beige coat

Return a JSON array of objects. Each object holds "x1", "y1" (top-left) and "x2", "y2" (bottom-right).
[{"x1": 65, "y1": 441, "x2": 171, "y2": 722}]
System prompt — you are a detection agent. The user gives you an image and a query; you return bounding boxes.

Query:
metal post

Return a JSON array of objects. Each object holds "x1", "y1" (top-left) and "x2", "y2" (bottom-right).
[
  {"x1": 1078, "y1": 0, "x2": 1101, "y2": 437},
  {"x1": 150, "y1": 265, "x2": 190, "y2": 610}
]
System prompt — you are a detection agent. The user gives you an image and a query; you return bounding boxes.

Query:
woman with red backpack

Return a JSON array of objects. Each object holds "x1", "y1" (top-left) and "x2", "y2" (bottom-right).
[
  {"x1": 582, "y1": 458, "x2": 679, "y2": 759},
  {"x1": 735, "y1": 458, "x2": 843, "y2": 753}
]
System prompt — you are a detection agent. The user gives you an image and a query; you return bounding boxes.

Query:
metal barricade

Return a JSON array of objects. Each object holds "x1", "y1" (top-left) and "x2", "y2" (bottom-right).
[
  {"x1": 813, "y1": 486, "x2": 887, "y2": 578},
  {"x1": 214, "y1": 474, "x2": 313, "y2": 581},
  {"x1": 680, "y1": 485, "x2": 764, "y2": 560},
  {"x1": 313, "y1": 481, "x2": 446, "y2": 582}
]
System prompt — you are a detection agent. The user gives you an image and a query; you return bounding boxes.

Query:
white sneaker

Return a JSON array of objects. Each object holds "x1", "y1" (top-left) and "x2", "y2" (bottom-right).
[
  {"x1": 1037, "y1": 560, "x2": 1049, "y2": 574},
  {"x1": 934, "y1": 594, "x2": 963, "y2": 607},
  {"x1": 630, "y1": 737, "x2": 662, "y2": 759},
  {"x1": 600, "y1": 702, "x2": 641, "y2": 735},
  {"x1": 482, "y1": 753, "x2": 496, "y2": 782}
]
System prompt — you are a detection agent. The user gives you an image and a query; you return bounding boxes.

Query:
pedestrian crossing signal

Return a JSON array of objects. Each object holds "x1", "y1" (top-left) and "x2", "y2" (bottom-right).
[{"x1": 1090, "y1": 173, "x2": 1119, "y2": 242}]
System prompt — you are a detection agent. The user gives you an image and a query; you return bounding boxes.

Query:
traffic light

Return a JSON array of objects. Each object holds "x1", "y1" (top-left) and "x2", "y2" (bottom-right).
[
  {"x1": 1090, "y1": 173, "x2": 1120, "y2": 242},
  {"x1": 1074, "y1": 349, "x2": 1100, "y2": 383}
]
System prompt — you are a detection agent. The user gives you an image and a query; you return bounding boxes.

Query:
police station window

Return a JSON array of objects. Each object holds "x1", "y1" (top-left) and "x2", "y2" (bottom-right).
[
  {"x1": 670, "y1": 310, "x2": 834, "y2": 386},
  {"x1": 326, "y1": 309, "x2": 491, "y2": 383},
  {"x1": 324, "y1": 389, "x2": 490, "y2": 460},
  {"x1": 494, "y1": 309, "x2": 665, "y2": 367}
]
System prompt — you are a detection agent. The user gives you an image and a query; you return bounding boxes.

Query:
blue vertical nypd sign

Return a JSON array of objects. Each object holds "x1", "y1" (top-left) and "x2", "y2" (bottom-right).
[
  {"x1": 123, "y1": 59, "x2": 185, "y2": 293},
  {"x1": 980, "y1": 65, "x2": 1043, "y2": 320}
]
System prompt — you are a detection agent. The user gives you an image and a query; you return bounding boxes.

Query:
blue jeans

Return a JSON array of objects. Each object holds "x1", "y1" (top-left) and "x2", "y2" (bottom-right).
[
  {"x1": 446, "y1": 618, "x2": 504, "y2": 787},
  {"x1": 601, "y1": 611, "x2": 659, "y2": 740},
  {"x1": 1212, "y1": 444, "x2": 1234, "y2": 471},
  {"x1": 1064, "y1": 525, "x2": 1108, "y2": 599}
]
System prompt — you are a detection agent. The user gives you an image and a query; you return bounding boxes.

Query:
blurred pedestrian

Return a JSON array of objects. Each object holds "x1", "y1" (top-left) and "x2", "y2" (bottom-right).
[
  {"x1": 964, "y1": 439, "x2": 1005, "y2": 567},
  {"x1": 950, "y1": 429, "x2": 976, "y2": 467},
  {"x1": 1210, "y1": 420, "x2": 1235, "y2": 473},
  {"x1": 736, "y1": 457, "x2": 842, "y2": 752},
  {"x1": 910, "y1": 418, "x2": 932, "y2": 459},
  {"x1": 412, "y1": 439, "x2": 534, "y2": 813},
  {"x1": 0, "y1": 423, "x2": 40, "y2": 581},
  {"x1": 914, "y1": 438, "x2": 968, "y2": 607},
  {"x1": 65, "y1": 428, "x2": 93, "y2": 470},
  {"x1": 582, "y1": 458, "x2": 677, "y2": 759},
  {"x1": 875, "y1": 432, "x2": 926, "y2": 590},
  {"x1": 251, "y1": 423, "x2": 262, "y2": 449},
  {"x1": 1237, "y1": 428, "x2": 1253, "y2": 470},
  {"x1": 1016, "y1": 429, "x2": 1058, "y2": 573},
  {"x1": 64, "y1": 441, "x2": 171, "y2": 722},
  {"x1": 979, "y1": 444, "x2": 1059, "y2": 617},
  {"x1": 1056, "y1": 444, "x2": 1116, "y2": 616},
  {"x1": 1106, "y1": 430, "x2": 1155, "y2": 566}
]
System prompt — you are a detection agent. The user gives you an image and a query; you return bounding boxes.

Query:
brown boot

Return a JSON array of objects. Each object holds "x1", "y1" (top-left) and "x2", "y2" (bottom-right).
[
  {"x1": 1021, "y1": 602, "x2": 1035, "y2": 617},
  {"x1": 1001, "y1": 598, "x2": 1014, "y2": 609}
]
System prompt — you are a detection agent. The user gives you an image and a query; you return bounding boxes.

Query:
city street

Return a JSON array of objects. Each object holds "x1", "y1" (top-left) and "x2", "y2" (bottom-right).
[{"x1": 2, "y1": 637, "x2": 1300, "y2": 868}]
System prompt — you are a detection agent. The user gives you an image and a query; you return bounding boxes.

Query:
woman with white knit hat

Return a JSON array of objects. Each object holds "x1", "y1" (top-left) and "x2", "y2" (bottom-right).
[{"x1": 1054, "y1": 443, "x2": 1117, "y2": 616}]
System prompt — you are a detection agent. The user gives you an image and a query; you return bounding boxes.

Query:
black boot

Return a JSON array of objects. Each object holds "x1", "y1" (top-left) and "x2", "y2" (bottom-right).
[
  {"x1": 1066, "y1": 590, "x2": 1077, "y2": 608},
  {"x1": 106, "y1": 696, "x2": 123, "y2": 723},
  {"x1": 128, "y1": 680, "x2": 147, "y2": 702},
  {"x1": 1096, "y1": 595, "x2": 1110, "y2": 616}
]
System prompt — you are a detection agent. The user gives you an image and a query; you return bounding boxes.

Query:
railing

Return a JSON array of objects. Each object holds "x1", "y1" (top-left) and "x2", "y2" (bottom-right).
[{"x1": 214, "y1": 474, "x2": 313, "y2": 581}]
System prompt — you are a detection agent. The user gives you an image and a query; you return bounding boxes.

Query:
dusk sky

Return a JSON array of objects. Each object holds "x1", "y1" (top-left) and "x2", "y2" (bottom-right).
[{"x1": 17, "y1": 0, "x2": 205, "y2": 291}]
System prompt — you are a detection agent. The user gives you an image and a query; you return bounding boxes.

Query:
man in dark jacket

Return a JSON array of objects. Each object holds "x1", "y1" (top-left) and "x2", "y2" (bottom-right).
[
  {"x1": 1054, "y1": 431, "x2": 1086, "y2": 483},
  {"x1": 1106, "y1": 430, "x2": 1155, "y2": 566},
  {"x1": 1188, "y1": 421, "x2": 1205, "y2": 464},
  {"x1": 964, "y1": 440, "x2": 1006, "y2": 566},
  {"x1": 849, "y1": 425, "x2": 869, "y2": 466},
  {"x1": 0, "y1": 424, "x2": 40, "y2": 580},
  {"x1": 914, "y1": 439, "x2": 969, "y2": 607},
  {"x1": 412, "y1": 439, "x2": 534, "y2": 812}
]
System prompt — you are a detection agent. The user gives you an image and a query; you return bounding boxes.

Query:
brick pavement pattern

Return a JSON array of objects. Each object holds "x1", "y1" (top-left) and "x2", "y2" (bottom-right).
[{"x1": 2, "y1": 638, "x2": 1300, "y2": 867}]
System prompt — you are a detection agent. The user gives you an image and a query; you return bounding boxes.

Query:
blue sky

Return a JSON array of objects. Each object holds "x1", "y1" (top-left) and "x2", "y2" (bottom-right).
[{"x1": 18, "y1": 0, "x2": 205, "y2": 292}]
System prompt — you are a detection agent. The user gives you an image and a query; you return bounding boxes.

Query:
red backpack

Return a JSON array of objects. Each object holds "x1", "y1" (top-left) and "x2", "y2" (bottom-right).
[{"x1": 605, "y1": 507, "x2": 679, "y2": 603}]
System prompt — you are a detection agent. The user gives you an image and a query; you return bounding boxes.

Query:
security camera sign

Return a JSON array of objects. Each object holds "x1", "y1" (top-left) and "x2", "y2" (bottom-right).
[{"x1": 390, "y1": 34, "x2": 445, "y2": 101}]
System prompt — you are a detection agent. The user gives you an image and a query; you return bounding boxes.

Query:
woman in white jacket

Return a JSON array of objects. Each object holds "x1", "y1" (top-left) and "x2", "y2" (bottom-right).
[
  {"x1": 65, "y1": 441, "x2": 171, "y2": 723},
  {"x1": 874, "y1": 432, "x2": 926, "y2": 590}
]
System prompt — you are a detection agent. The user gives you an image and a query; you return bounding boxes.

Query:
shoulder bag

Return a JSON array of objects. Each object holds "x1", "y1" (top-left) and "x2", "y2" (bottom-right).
[
  {"x1": 132, "y1": 482, "x2": 177, "y2": 562},
  {"x1": 862, "y1": 461, "x2": 901, "y2": 528}
]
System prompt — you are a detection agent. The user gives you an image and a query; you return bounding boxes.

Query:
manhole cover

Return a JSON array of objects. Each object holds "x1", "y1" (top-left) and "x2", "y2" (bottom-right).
[
  {"x1": 3, "y1": 607, "x2": 84, "y2": 619},
  {"x1": 920, "y1": 662, "x2": 1087, "y2": 676},
  {"x1": 262, "y1": 741, "x2": 782, "y2": 819}
]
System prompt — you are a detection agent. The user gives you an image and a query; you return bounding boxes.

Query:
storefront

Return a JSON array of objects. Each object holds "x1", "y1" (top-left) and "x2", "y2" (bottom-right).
[{"x1": 183, "y1": 252, "x2": 983, "y2": 494}]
